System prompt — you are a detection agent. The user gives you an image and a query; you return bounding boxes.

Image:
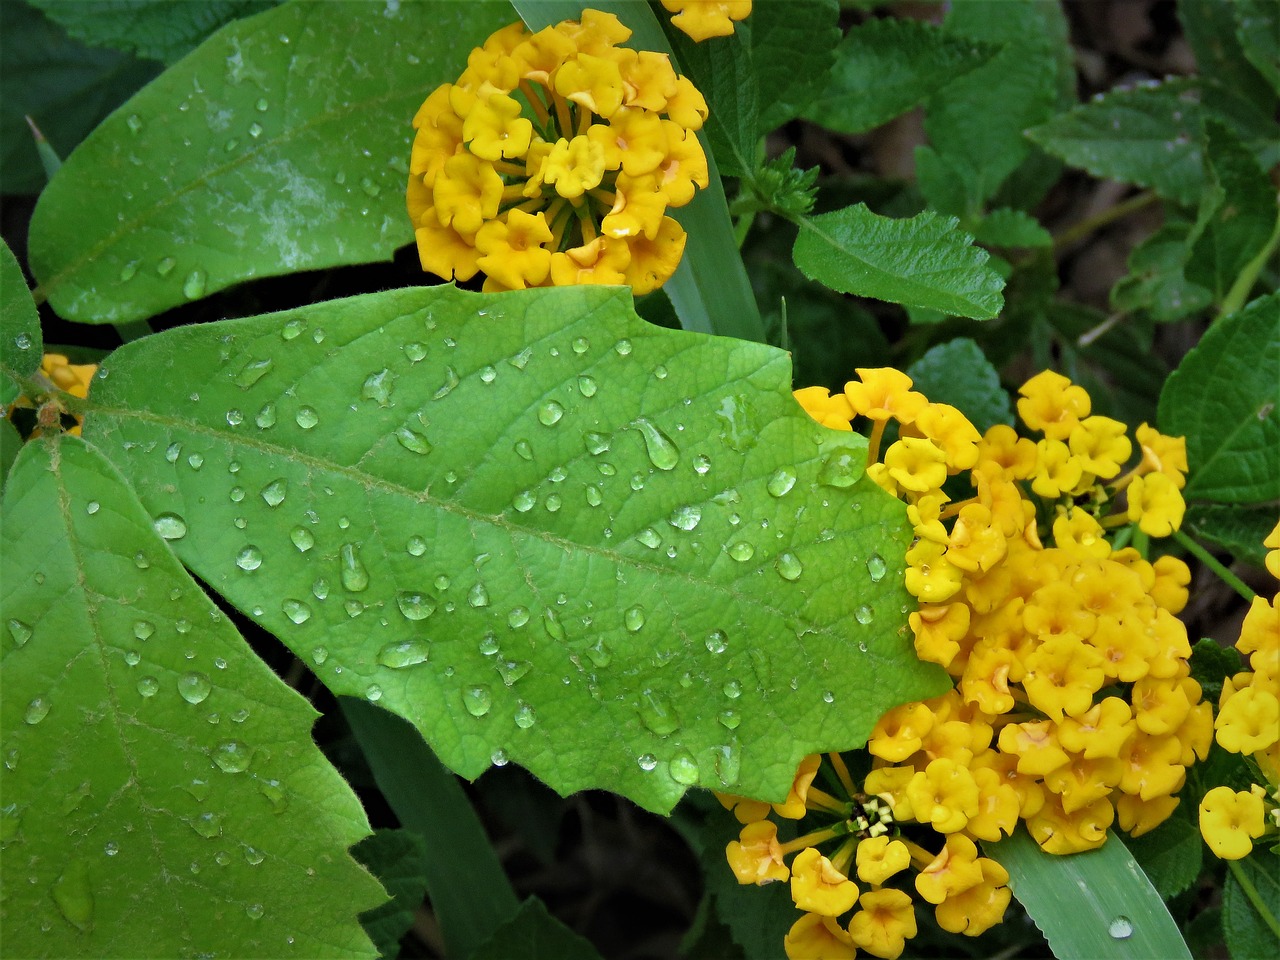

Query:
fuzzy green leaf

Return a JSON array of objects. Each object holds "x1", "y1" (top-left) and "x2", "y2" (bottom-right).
[
  {"x1": 26, "y1": 0, "x2": 275, "y2": 64},
  {"x1": 803, "y1": 18, "x2": 998, "y2": 135},
  {"x1": 1028, "y1": 81, "x2": 1206, "y2": 206},
  {"x1": 83, "y1": 284, "x2": 949, "y2": 814},
  {"x1": 1179, "y1": 0, "x2": 1278, "y2": 113},
  {"x1": 352, "y1": 829, "x2": 431, "y2": 960},
  {"x1": 748, "y1": 0, "x2": 840, "y2": 133},
  {"x1": 1184, "y1": 502, "x2": 1277, "y2": 568},
  {"x1": 0, "y1": 0, "x2": 161, "y2": 195},
  {"x1": 28, "y1": 0, "x2": 512, "y2": 324},
  {"x1": 906, "y1": 338, "x2": 1013, "y2": 433},
  {"x1": 1124, "y1": 812, "x2": 1203, "y2": 900},
  {"x1": 0, "y1": 435, "x2": 384, "y2": 957},
  {"x1": 1, "y1": 239, "x2": 43, "y2": 407},
  {"x1": 971, "y1": 208, "x2": 1053, "y2": 249},
  {"x1": 987, "y1": 829, "x2": 1191, "y2": 960},
  {"x1": 1224, "y1": 856, "x2": 1280, "y2": 960},
  {"x1": 664, "y1": 17, "x2": 757, "y2": 178},
  {"x1": 1158, "y1": 293, "x2": 1280, "y2": 502},
  {"x1": 470, "y1": 897, "x2": 602, "y2": 960},
  {"x1": 793, "y1": 205, "x2": 1005, "y2": 320},
  {"x1": 1235, "y1": 0, "x2": 1280, "y2": 95},
  {"x1": 1110, "y1": 223, "x2": 1213, "y2": 323}
]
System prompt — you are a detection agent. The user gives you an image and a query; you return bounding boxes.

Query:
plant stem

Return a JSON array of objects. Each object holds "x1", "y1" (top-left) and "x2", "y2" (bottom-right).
[
  {"x1": 1218, "y1": 197, "x2": 1280, "y2": 320},
  {"x1": 1227, "y1": 858, "x2": 1280, "y2": 943},
  {"x1": 1052, "y1": 191, "x2": 1158, "y2": 251},
  {"x1": 1173, "y1": 529, "x2": 1257, "y2": 602}
]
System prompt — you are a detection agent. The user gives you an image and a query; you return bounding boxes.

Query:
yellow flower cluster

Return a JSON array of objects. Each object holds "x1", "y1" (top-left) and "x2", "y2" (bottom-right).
[
  {"x1": 1198, "y1": 521, "x2": 1280, "y2": 860},
  {"x1": 660, "y1": 0, "x2": 752, "y2": 41},
  {"x1": 407, "y1": 12, "x2": 710, "y2": 295},
  {"x1": 7, "y1": 353, "x2": 97, "y2": 437},
  {"x1": 719, "y1": 753, "x2": 1011, "y2": 958}
]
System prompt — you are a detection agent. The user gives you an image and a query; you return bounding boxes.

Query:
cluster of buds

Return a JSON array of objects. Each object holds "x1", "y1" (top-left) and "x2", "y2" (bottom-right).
[
  {"x1": 406, "y1": 12, "x2": 710, "y2": 295},
  {"x1": 1199, "y1": 522, "x2": 1280, "y2": 859}
]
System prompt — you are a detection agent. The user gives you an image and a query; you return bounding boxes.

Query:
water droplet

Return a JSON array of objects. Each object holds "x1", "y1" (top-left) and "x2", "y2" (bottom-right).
[
  {"x1": 585, "y1": 638, "x2": 611, "y2": 667},
  {"x1": 255, "y1": 402, "x2": 277, "y2": 429},
  {"x1": 339, "y1": 543, "x2": 369, "y2": 592},
  {"x1": 544, "y1": 494, "x2": 562, "y2": 512},
  {"x1": 463, "y1": 685, "x2": 493, "y2": 717},
  {"x1": 818, "y1": 451, "x2": 860, "y2": 488},
  {"x1": 654, "y1": 364, "x2": 668, "y2": 379},
  {"x1": 392, "y1": 591, "x2": 432, "y2": 621},
  {"x1": 310, "y1": 577, "x2": 329, "y2": 600},
  {"x1": 119, "y1": 259, "x2": 140, "y2": 281},
  {"x1": 634, "y1": 417, "x2": 679, "y2": 470},
  {"x1": 235, "y1": 546, "x2": 262, "y2": 571},
  {"x1": 508, "y1": 345, "x2": 533, "y2": 370},
  {"x1": 775, "y1": 552, "x2": 803, "y2": 581},
  {"x1": 468, "y1": 581, "x2": 490, "y2": 608},
  {"x1": 248, "y1": 121, "x2": 263, "y2": 138},
  {"x1": 51, "y1": 860, "x2": 94, "y2": 931},
  {"x1": 638, "y1": 688, "x2": 679, "y2": 736},
  {"x1": 125, "y1": 113, "x2": 144, "y2": 134},
  {"x1": 542, "y1": 608, "x2": 566, "y2": 641},
  {"x1": 692, "y1": 454, "x2": 711, "y2": 476},
  {"x1": 281, "y1": 319, "x2": 305, "y2": 340},
  {"x1": 637, "y1": 753, "x2": 658, "y2": 771},
  {"x1": 491, "y1": 748, "x2": 509, "y2": 767},
  {"x1": 295, "y1": 406, "x2": 320, "y2": 429},
  {"x1": 614, "y1": 338, "x2": 632, "y2": 356},
  {"x1": 766, "y1": 467, "x2": 797, "y2": 498},
  {"x1": 507, "y1": 606, "x2": 530, "y2": 628},
  {"x1": 432, "y1": 366, "x2": 460, "y2": 399},
  {"x1": 311, "y1": 647, "x2": 329, "y2": 666},
  {"x1": 624, "y1": 605, "x2": 646, "y2": 632},
  {"x1": 719, "y1": 709, "x2": 740, "y2": 730},
  {"x1": 7, "y1": 619, "x2": 32, "y2": 646},
  {"x1": 497, "y1": 659, "x2": 531, "y2": 685},
  {"x1": 212, "y1": 740, "x2": 251, "y2": 773},
  {"x1": 705, "y1": 630, "x2": 728, "y2": 654},
  {"x1": 855, "y1": 604, "x2": 874, "y2": 625},
  {"x1": 667, "y1": 504, "x2": 702, "y2": 531},
  {"x1": 133, "y1": 551, "x2": 150, "y2": 569},
  {"x1": 290, "y1": 527, "x2": 315, "y2": 552},
  {"x1": 153, "y1": 513, "x2": 188, "y2": 540},
  {"x1": 537, "y1": 400, "x2": 564, "y2": 426},
  {"x1": 407, "y1": 535, "x2": 428, "y2": 556},
  {"x1": 514, "y1": 440, "x2": 534, "y2": 461},
  {"x1": 182, "y1": 270, "x2": 206, "y2": 300},
  {"x1": 259, "y1": 478, "x2": 288, "y2": 507},
  {"x1": 585, "y1": 484, "x2": 603, "y2": 507},
  {"x1": 225, "y1": 408, "x2": 244, "y2": 427},
  {"x1": 362, "y1": 368, "x2": 395, "y2": 406},
  {"x1": 186, "y1": 453, "x2": 206, "y2": 471},
  {"x1": 312, "y1": 327, "x2": 326, "y2": 344},
  {"x1": 866, "y1": 554, "x2": 887, "y2": 582},
  {"x1": 727, "y1": 541, "x2": 755, "y2": 562},
  {"x1": 636, "y1": 527, "x2": 662, "y2": 549},
  {"x1": 23, "y1": 697, "x2": 50, "y2": 725},
  {"x1": 513, "y1": 702, "x2": 536, "y2": 728},
  {"x1": 435, "y1": 574, "x2": 451, "y2": 591},
  {"x1": 1108, "y1": 917, "x2": 1133, "y2": 940},
  {"x1": 234, "y1": 358, "x2": 273, "y2": 389},
  {"x1": 282, "y1": 599, "x2": 312, "y2": 624},
  {"x1": 175, "y1": 672, "x2": 211, "y2": 705},
  {"x1": 668, "y1": 749, "x2": 699, "y2": 785},
  {"x1": 136, "y1": 676, "x2": 159, "y2": 697},
  {"x1": 156, "y1": 256, "x2": 176, "y2": 276},
  {"x1": 394, "y1": 425, "x2": 432, "y2": 455},
  {"x1": 722, "y1": 678, "x2": 742, "y2": 699},
  {"x1": 577, "y1": 375, "x2": 597, "y2": 398}
]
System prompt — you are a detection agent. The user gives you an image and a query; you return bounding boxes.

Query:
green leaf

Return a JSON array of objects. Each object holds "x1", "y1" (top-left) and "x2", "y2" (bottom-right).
[
  {"x1": 28, "y1": 0, "x2": 513, "y2": 325},
  {"x1": 748, "y1": 0, "x2": 840, "y2": 133},
  {"x1": 1027, "y1": 81, "x2": 1206, "y2": 206},
  {"x1": 1124, "y1": 812, "x2": 1203, "y2": 900},
  {"x1": 0, "y1": 418, "x2": 21, "y2": 493},
  {"x1": 342, "y1": 698, "x2": 518, "y2": 959},
  {"x1": 26, "y1": 0, "x2": 276, "y2": 65},
  {"x1": 922, "y1": 0, "x2": 1065, "y2": 210},
  {"x1": 1158, "y1": 293, "x2": 1280, "y2": 502},
  {"x1": 1, "y1": 238, "x2": 42, "y2": 406},
  {"x1": 906, "y1": 338, "x2": 1014, "y2": 433},
  {"x1": 1188, "y1": 637, "x2": 1243, "y2": 708},
  {"x1": 1224, "y1": 856, "x2": 1280, "y2": 959},
  {"x1": 1186, "y1": 120, "x2": 1279, "y2": 302},
  {"x1": 83, "y1": 284, "x2": 949, "y2": 814},
  {"x1": 1110, "y1": 223, "x2": 1213, "y2": 323},
  {"x1": 986, "y1": 829, "x2": 1192, "y2": 960},
  {"x1": 1235, "y1": 0, "x2": 1280, "y2": 96},
  {"x1": 469, "y1": 896, "x2": 603, "y2": 960},
  {"x1": 1184, "y1": 502, "x2": 1278, "y2": 568},
  {"x1": 0, "y1": 435, "x2": 384, "y2": 956},
  {"x1": 352, "y1": 829, "x2": 431, "y2": 960},
  {"x1": 793, "y1": 205, "x2": 1005, "y2": 320},
  {"x1": 0, "y1": 0, "x2": 162, "y2": 196},
  {"x1": 971, "y1": 208, "x2": 1053, "y2": 249},
  {"x1": 803, "y1": 18, "x2": 998, "y2": 135},
  {"x1": 664, "y1": 17, "x2": 757, "y2": 178},
  {"x1": 1178, "y1": 0, "x2": 1278, "y2": 114}
]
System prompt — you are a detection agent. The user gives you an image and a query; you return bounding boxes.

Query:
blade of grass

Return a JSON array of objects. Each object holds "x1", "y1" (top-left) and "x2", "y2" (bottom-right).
[
  {"x1": 510, "y1": 0, "x2": 765, "y2": 342},
  {"x1": 340, "y1": 697, "x2": 519, "y2": 960}
]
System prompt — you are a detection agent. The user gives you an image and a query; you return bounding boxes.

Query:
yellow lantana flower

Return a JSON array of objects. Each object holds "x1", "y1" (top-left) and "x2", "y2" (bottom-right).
[
  {"x1": 661, "y1": 0, "x2": 752, "y2": 41},
  {"x1": 1199, "y1": 786, "x2": 1266, "y2": 859}
]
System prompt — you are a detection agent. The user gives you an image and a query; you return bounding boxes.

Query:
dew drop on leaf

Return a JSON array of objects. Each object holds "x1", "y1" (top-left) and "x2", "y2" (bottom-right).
[
  {"x1": 497, "y1": 659, "x2": 531, "y2": 685},
  {"x1": 667, "y1": 504, "x2": 702, "y2": 531},
  {"x1": 153, "y1": 513, "x2": 188, "y2": 540},
  {"x1": 513, "y1": 702, "x2": 536, "y2": 729},
  {"x1": 624, "y1": 606, "x2": 646, "y2": 632},
  {"x1": 177, "y1": 672, "x2": 212, "y2": 705},
  {"x1": 182, "y1": 270, "x2": 206, "y2": 300},
  {"x1": 51, "y1": 860, "x2": 94, "y2": 932},
  {"x1": 233, "y1": 358, "x2": 273, "y2": 389},
  {"x1": 282, "y1": 599, "x2": 312, "y2": 624},
  {"x1": 633, "y1": 417, "x2": 679, "y2": 470},
  {"x1": 7, "y1": 619, "x2": 32, "y2": 647},
  {"x1": 866, "y1": 553, "x2": 887, "y2": 582},
  {"x1": 818, "y1": 451, "x2": 859, "y2": 488},
  {"x1": 577, "y1": 375, "x2": 597, "y2": 398},
  {"x1": 507, "y1": 606, "x2": 530, "y2": 628},
  {"x1": 280, "y1": 319, "x2": 305, "y2": 341},
  {"x1": 211, "y1": 740, "x2": 251, "y2": 773},
  {"x1": 361, "y1": 368, "x2": 395, "y2": 406},
  {"x1": 339, "y1": 543, "x2": 370, "y2": 592},
  {"x1": 855, "y1": 604, "x2": 874, "y2": 625},
  {"x1": 23, "y1": 697, "x2": 50, "y2": 725},
  {"x1": 235, "y1": 546, "x2": 263, "y2": 571},
  {"x1": 537, "y1": 400, "x2": 564, "y2": 426},
  {"x1": 468, "y1": 581, "x2": 490, "y2": 608},
  {"x1": 255, "y1": 403, "x2": 277, "y2": 429},
  {"x1": 766, "y1": 467, "x2": 798, "y2": 497},
  {"x1": 636, "y1": 527, "x2": 661, "y2": 549},
  {"x1": 260, "y1": 478, "x2": 287, "y2": 507},
  {"x1": 705, "y1": 630, "x2": 728, "y2": 654},
  {"x1": 462, "y1": 685, "x2": 493, "y2": 717},
  {"x1": 396, "y1": 592, "x2": 435, "y2": 621},
  {"x1": 136, "y1": 676, "x2": 159, "y2": 698},
  {"x1": 1108, "y1": 917, "x2": 1133, "y2": 940},
  {"x1": 668, "y1": 749, "x2": 699, "y2": 785},
  {"x1": 728, "y1": 541, "x2": 755, "y2": 562},
  {"x1": 637, "y1": 753, "x2": 658, "y2": 771},
  {"x1": 290, "y1": 527, "x2": 315, "y2": 552},
  {"x1": 295, "y1": 406, "x2": 319, "y2": 429},
  {"x1": 775, "y1": 552, "x2": 804, "y2": 581},
  {"x1": 406, "y1": 535, "x2": 428, "y2": 556}
]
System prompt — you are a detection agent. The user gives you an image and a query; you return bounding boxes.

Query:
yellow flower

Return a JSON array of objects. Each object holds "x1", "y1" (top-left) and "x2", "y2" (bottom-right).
[
  {"x1": 1264, "y1": 519, "x2": 1280, "y2": 580},
  {"x1": 847, "y1": 888, "x2": 917, "y2": 959},
  {"x1": 1017, "y1": 370, "x2": 1091, "y2": 440},
  {"x1": 661, "y1": 0, "x2": 752, "y2": 41},
  {"x1": 915, "y1": 835, "x2": 983, "y2": 905},
  {"x1": 934, "y1": 858, "x2": 1011, "y2": 936},
  {"x1": 1022, "y1": 633, "x2": 1106, "y2": 722},
  {"x1": 1199, "y1": 786, "x2": 1265, "y2": 860},
  {"x1": 1068, "y1": 415, "x2": 1132, "y2": 479},
  {"x1": 855, "y1": 836, "x2": 910, "y2": 885},
  {"x1": 793, "y1": 386, "x2": 855, "y2": 432},
  {"x1": 1216, "y1": 686, "x2": 1280, "y2": 754},
  {"x1": 726, "y1": 820, "x2": 789, "y2": 885},
  {"x1": 1125, "y1": 472, "x2": 1185, "y2": 537},
  {"x1": 783, "y1": 912, "x2": 857, "y2": 960},
  {"x1": 906, "y1": 758, "x2": 980, "y2": 833},
  {"x1": 883, "y1": 437, "x2": 948, "y2": 494},
  {"x1": 790, "y1": 847, "x2": 860, "y2": 917},
  {"x1": 1135, "y1": 423, "x2": 1188, "y2": 489},
  {"x1": 407, "y1": 15, "x2": 708, "y2": 292},
  {"x1": 844, "y1": 369, "x2": 929, "y2": 424}
]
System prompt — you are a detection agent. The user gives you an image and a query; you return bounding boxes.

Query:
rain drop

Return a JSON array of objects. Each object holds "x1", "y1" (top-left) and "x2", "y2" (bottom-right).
[
  {"x1": 212, "y1": 740, "x2": 251, "y2": 773},
  {"x1": 584, "y1": 431, "x2": 611, "y2": 455},
  {"x1": 235, "y1": 546, "x2": 263, "y2": 571},
  {"x1": 514, "y1": 440, "x2": 534, "y2": 461},
  {"x1": 361, "y1": 368, "x2": 395, "y2": 406},
  {"x1": 339, "y1": 543, "x2": 370, "y2": 592},
  {"x1": 190, "y1": 812, "x2": 222, "y2": 838},
  {"x1": 153, "y1": 513, "x2": 188, "y2": 540},
  {"x1": 463, "y1": 685, "x2": 493, "y2": 717},
  {"x1": 136, "y1": 676, "x2": 159, "y2": 698},
  {"x1": 537, "y1": 400, "x2": 564, "y2": 426},
  {"x1": 225, "y1": 408, "x2": 244, "y2": 427},
  {"x1": 290, "y1": 527, "x2": 315, "y2": 552},
  {"x1": 403, "y1": 341, "x2": 427, "y2": 362},
  {"x1": 51, "y1": 861, "x2": 95, "y2": 932},
  {"x1": 705, "y1": 630, "x2": 728, "y2": 654},
  {"x1": 395, "y1": 425, "x2": 432, "y2": 455},
  {"x1": 636, "y1": 527, "x2": 661, "y2": 549},
  {"x1": 542, "y1": 608, "x2": 566, "y2": 641},
  {"x1": 246, "y1": 903, "x2": 265, "y2": 920},
  {"x1": 467, "y1": 582, "x2": 490, "y2": 608},
  {"x1": 728, "y1": 541, "x2": 755, "y2": 562},
  {"x1": 295, "y1": 406, "x2": 319, "y2": 429},
  {"x1": 624, "y1": 605, "x2": 645, "y2": 632},
  {"x1": 577, "y1": 375, "x2": 597, "y2": 398},
  {"x1": 667, "y1": 504, "x2": 702, "y2": 531},
  {"x1": 23, "y1": 697, "x2": 50, "y2": 725},
  {"x1": 280, "y1": 319, "x2": 305, "y2": 340},
  {"x1": 255, "y1": 403, "x2": 277, "y2": 429},
  {"x1": 637, "y1": 753, "x2": 658, "y2": 771},
  {"x1": 396, "y1": 592, "x2": 435, "y2": 621},
  {"x1": 633, "y1": 417, "x2": 679, "y2": 470},
  {"x1": 668, "y1": 749, "x2": 699, "y2": 785},
  {"x1": 182, "y1": 270, "x2": 206, "y2": 300},
  {"x1": 1108, "y1": 917, "x2": 1133, "y2": 940},
  {"x1": 775, "y1": 552, "x2": 803, "y2": 581},
  {"x1": 432, "y1": 366, "x2": 460, "y2": 399},
  {"x1": 818, "y1": 451, "x2": 859, "y2": 488},
  {"x1": 585, "y1": 484, "x2": 603, "y2": 507},
  {"x1": 85, "y1": 500, "x2": 100, "y2": 515},
  {"x1": 406, "y1": 535, "x2": 428, "y2": 556},
  {"x1": 507, "y1": 606, "x2": 530, "y2": 628},
  {"x1": 177, "y1": 672, "x2": 212, "y2": 704},
  {"x1": 614, "y1": 338, "x2": 632, "y2": 356},
  {"x1": 638, "y1": 688, "x2": 679, "y2": 736},
  {"x1": 234, "y1": 358, "x2": 273, "y2": 389},
  {"x1": 496, "y1": 659, "x2": 531, "y2": 685},
  {"x1": 855, "y1": 604, "x2": 874, "y2": 625},
  {"x1": 866, "y1": 554, "x2": 887, "y2": 582},
  {"x1": 513, "y1": 702, "x2": 536, "y2": 728},
  {"x1": 692, "y1": 454, "x2": 711, "y2": 475},
  {"x1": 311, "y1": 577, "x2": 329, "y2": 600},
  {"x1": 766, "y1": 467, "x2": 797, "y2": 497},
  {"x1": 260, "y1": 478, "x2": 287, "y2": 507},
  {"x1": 282, "y1": 599, "x2": 312, "y2": 624},
  {"x1": 7, "y1": 619, "x2": 33, "y2": 647},
  {"x1": 156, "y1": 256, "x2": 176, "y2": 276}
]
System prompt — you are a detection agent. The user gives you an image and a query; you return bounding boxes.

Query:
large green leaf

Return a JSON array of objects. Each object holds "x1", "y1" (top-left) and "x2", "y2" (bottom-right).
[
  {"x1": 1027, "y1": 81, "x2": 1206, "y2": 207},
  {"x1": 27, "y1": 0, "x2": 512, "y2": 325},
  {"x1": 470, "y1": 897, "x2": 603, "y2": 960},
  {"x1": 1184, "y1": 501, "x2": 1277, "y2": 568},
  {"x1": 1, "y1": 238, "x2": 42, "y2": 407},
  {"x1": 747, "y1": 0, "x2": 840, "y2": 134},
  {"x1": 83, "y1": 284, "x2": 949, "y2": 814},
  {"x1": 351, "y1": 829, "x2": 431, "y2": 960},
  {"x1": 1224, "y1": 855, "x2": 1280, "y2": 959},
  {"x1": 803, "y1": 18, "x2": 998, "y2": 135},
  {"x1": 906, "y1": 338, "x2": 1013, "y2": 434},
  {"x1": 0, "y1": 0, "x2": 162, "y2": 196},
  {"x1": 1234, "y1": 0, "x2": 1280, "y2": 96},
  {"x1": 986, "y1": 829, "x2": 1191, "y2": 960},
  {"x1": 1158, "y1": 293, "x2": 1280, "y2": 502},
  {"x1": 0, "y1": 435, "x2": 384, "y2": 957},
  {"x1": 27, "y1": 0, "x2": 276, "y2": 65},
  {"x1": 1124, "y1": 812, "x2": 1202, "y2": 900},
  {"x1": 793, "y1": 205, "x2": 1005, "y2": 320}
]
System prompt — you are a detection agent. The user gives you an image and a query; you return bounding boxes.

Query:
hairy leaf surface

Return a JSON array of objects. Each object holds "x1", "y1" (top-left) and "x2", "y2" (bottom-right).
[
  {"x1": 84, "y1": 284, "x2": 948, "y2": 813},
  {"x1": 1, "y1": 239, "x2": 42, "y2": 406}
]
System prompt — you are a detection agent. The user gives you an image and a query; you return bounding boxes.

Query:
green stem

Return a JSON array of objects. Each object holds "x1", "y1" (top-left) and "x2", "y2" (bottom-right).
[
  {"x1": 1219, "y1": 197, "x2": 1280, "y2": 320},
  {"x1": 1227, "y1": 858, "x2": 1280, "y2": 943},
  {"x1": 1052, "y1": 191, "x2": 1158, "y2": 251},
  {"x1": 1173, "y1": 529, "x2": 1257, "y2": 602}
]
